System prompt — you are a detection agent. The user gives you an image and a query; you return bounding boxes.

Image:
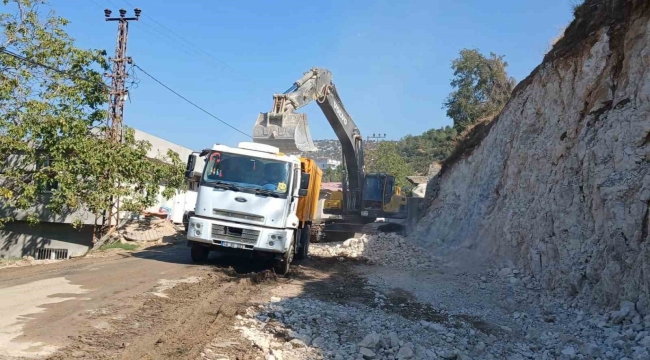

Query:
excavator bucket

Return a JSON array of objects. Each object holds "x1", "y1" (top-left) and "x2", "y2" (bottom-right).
[{"x1": 252, "y1": 112, "x2": 318, "y2": 153}]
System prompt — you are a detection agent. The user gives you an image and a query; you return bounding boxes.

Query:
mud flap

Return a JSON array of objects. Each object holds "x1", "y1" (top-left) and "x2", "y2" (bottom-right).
[{"x1": 252, "y1": 112, "x2": 318, "y2": 153}]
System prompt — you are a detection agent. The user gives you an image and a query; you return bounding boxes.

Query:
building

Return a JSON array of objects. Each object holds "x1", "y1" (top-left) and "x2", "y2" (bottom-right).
[
  {"x1": 0, "y1": 129, "x2": 198, "y2": 259},
  {"x1": 315, "y1": 158, "x2": 341, "y2": 170}
]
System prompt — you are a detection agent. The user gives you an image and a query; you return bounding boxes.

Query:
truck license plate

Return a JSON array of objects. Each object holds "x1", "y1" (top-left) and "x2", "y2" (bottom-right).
[
  {"x1": 361, "y1": 211, "x2": 368, "y2": 216},
  {"x1": 221, "y1": 241, "x2": 247, "y2": 249}
]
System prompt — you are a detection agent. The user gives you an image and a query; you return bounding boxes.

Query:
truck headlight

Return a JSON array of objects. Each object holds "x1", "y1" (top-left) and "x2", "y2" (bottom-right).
[
  {"x1": 270, "y1": 234, "x2": 283, "y2": 241},
  {"x1": 194, "y1": 222, "x2": 202, "y2": 229}
]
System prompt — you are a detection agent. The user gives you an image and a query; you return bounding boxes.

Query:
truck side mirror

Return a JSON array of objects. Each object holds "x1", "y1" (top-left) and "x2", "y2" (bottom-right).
[
  {"x1": 298, "y1": 173, "x2": 310, "y2": 197},
  {"x1": 185, "y1": 154, "x2": 196, "y2": 179}
]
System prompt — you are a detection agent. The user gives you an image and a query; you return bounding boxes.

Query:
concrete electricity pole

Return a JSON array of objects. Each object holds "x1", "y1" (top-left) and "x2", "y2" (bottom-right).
[
  {"x1": 366, "y1": 133, "x2": 387, "y2": 142},
  {"x1": 365, "y1": 133, "x2": 386, "y2": 152},
  {"x1": 100, "y1": 8, "x2": 140, "y2": 235},
  {"x1": 104, "y1": 7, "x2": 141, "y2": 142}
]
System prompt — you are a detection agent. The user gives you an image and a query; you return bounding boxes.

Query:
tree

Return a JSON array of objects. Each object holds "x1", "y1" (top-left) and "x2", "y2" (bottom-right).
[
  {"x1": 443, "y1": 49, "x2": 516, "y2": 133},
  {"x1": 0, "y1": 0, "x2": 185, "y2": 234},
  {"x1": 365, "y1": 142, "x2": 413, "y2": 190},
  {"x1": 322, "y1": 166, "x2": 342, "y2": 183},
  {"x1": 397, "y1": 126, "x2": 457, "y2": 175}
]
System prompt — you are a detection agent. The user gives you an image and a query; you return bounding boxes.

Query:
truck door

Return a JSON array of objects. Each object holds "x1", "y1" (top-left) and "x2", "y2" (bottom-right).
[{"x1": 383, "y1": 176, "x2": 395, "y2": 210}]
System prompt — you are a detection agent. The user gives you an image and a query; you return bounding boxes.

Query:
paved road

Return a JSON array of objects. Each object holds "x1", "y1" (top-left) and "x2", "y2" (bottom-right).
[{"x1": 0, "y1": 244, "x2": 202, "y2": 359}]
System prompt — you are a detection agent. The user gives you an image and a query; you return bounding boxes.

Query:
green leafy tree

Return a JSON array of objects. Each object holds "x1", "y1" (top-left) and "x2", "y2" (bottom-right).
[
  {"x1": 322, "y1": 166, "x2": 342, "y2": 183},
  {"x1": 0, "y1": 0, "x2": 185, "y2": 235},
  {"x1": 443, "y1": 49, "x2": 516, "y2": 133},
  {"x1": 365, "y1": 142, "x2": 413, "y2": 190},
  {"x1": 397, "y1": 126, "x2": 456, "y2": 175}
]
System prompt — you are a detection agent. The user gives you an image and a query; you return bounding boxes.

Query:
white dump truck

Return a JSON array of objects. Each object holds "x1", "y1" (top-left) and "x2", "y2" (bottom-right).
[{"x1": 183, "y1": 142, "x2": 322, "y2": 274}]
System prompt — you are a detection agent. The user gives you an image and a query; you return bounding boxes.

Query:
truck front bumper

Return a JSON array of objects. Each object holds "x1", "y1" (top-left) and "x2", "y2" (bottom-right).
[{"x1": 186, "y1": 216, "x2": 292, "y2": 254}]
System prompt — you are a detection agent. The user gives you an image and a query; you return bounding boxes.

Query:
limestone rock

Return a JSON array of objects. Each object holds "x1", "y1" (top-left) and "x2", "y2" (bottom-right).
[
  {"x1": 411, "y1": 4, "x2": 650, "y2": 313},
  {"x1": 359, "y1": 347, "x2": 376, "y2": 359}
]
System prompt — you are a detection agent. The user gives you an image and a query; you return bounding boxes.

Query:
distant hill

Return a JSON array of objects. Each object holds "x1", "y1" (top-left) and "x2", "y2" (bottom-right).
[
  {"x1": 293, "y1": 139, "x2": 385, "y2": 161},
  {"x1": 298, "y1": 128, "x2": 454, "y2": 176}
]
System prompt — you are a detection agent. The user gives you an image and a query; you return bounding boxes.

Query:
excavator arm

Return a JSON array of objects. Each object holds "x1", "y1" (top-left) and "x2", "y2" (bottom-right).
[{"x1": 253, "y1": 68, "x2": 364, "y2": 214}]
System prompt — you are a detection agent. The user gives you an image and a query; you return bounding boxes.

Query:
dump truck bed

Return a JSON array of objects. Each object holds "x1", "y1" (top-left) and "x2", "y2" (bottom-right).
[{"x1": 296, "y1": 158, "x2": 322, "y2": 224}]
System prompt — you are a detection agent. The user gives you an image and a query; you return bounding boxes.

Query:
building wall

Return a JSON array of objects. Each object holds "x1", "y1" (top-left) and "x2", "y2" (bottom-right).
[
  {"x1": 0, "y1": 222, "x2": 93, "y2": 259},
  {"x1": 315, "y1": 159, "x2": 341, "y2": 170}
]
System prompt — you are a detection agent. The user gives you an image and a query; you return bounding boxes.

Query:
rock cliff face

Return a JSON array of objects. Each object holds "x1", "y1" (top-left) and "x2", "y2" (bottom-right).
[{"x1": 415, "y1": 0, "x2": 650, "y2": 313}]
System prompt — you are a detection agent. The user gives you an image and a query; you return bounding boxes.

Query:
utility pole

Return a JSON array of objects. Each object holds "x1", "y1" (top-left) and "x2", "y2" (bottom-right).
[
  {"x1": 99, "y1": 8, "x2": 141, "y2": 238},
  {"x1": 365, "y1": 133, "x2": 386, "y2": 152},
  {"x1": 104, "y1": 7, "x2": 140, "y2": 142},
  {"x1": 366, "y1": 133, "x2": 387, "y2": 142}
]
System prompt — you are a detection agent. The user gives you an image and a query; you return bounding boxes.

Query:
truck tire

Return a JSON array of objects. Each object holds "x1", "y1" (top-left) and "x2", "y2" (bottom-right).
[
  {"x1": 295, "y1": 225, "x2": 310, "y2": 261},
  {"x1": 190, "y1": 243, "x2": 209, "y2": 263},
  {"x1": 274, "y1": 237, "x2": 295, "y2": 276},
  {"x1": 183, "y1": 211, "x2": 194, "y2": 233}
]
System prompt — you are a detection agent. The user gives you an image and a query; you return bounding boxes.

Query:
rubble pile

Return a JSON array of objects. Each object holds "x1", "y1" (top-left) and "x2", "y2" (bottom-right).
[
  {"x1": 235, "y1": 296, "x2": 482, "y2": 360},
  {"x1": 309, "y1": 233, "x2": 438, "y2": 269},
  {"x1": 231, "y1": 278, "x2": 650, "y2": 360}
]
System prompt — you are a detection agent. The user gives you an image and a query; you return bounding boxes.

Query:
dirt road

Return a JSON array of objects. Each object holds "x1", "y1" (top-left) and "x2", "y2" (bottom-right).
[
  {"x1": 0, "y1": 241, "x2": 268, "y2": 359},
  {"x1": 1, "y1": 234, "x2": 648, "y2": 360},
  {"x1": 0, "y1": 239, "x2": 362, "y2": 360}
]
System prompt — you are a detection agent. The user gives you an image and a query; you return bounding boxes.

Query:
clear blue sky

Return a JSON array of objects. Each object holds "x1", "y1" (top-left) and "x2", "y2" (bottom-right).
[{"x1": 49, "y1": 0, "x2": 574, "y2": 150}]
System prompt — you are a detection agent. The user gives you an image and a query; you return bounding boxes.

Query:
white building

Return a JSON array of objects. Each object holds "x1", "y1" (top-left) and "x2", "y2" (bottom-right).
[{"x1": 315, "y1": 158, "x2": 341, "y2": 170}]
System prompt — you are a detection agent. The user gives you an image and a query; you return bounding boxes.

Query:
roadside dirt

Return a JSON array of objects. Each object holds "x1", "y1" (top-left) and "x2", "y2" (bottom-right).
[{"x1": 49, "y1": 271, "x2": 267, "y2": 360}]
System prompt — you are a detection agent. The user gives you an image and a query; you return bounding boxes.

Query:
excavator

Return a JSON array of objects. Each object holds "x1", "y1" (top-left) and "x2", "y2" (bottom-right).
[{"x1": 253, "y1": 68, "x2": 407, "y2": 241}]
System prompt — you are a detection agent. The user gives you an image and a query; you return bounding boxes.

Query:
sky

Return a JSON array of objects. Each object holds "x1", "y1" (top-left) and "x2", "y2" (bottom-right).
[{"x1": 40, "y1": 0, "x2": 574, "y2": 150}]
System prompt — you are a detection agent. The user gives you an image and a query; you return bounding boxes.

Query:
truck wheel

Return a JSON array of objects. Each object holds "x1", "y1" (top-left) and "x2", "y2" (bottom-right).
[
  {"x1": 274, "y1": 237, "x2": 295, "y2": 276},
  {"x1": 190, "y1": 243, "x2": 209, "y2": 263},
  {"x1": 295, "y1": 225, "x2": 310, "y2": 261}
]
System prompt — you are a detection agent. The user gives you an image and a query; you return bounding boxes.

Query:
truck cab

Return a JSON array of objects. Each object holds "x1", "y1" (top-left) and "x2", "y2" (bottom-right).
[{"x1": 184, "y1": 142, "x2": 321, "y2": 274}]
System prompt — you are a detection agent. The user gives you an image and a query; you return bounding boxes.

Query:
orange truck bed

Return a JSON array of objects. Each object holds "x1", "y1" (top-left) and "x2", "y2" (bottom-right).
[{"x1": 296, "y1": 157, "x2": 322, "y2": 224}]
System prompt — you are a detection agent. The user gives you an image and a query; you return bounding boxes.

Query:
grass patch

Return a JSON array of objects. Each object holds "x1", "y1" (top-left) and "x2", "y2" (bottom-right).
[{"x1": 99, "y1": 242, "x2": 139, "y2": 251}]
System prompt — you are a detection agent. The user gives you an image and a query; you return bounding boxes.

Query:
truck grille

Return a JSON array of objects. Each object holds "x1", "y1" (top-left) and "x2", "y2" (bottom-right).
[
  {"x1": 211, "y1": 225, "x2": 260, "y2": 244},
  {"x1": 212, "y1": 209, "x2": 264, "y2": 222}
]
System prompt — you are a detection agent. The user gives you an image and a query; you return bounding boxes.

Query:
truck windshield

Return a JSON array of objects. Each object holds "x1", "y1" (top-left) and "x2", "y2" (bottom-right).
[
  {"x1": 202, "y1": 151, "x2": 291, "y2": 193},
  {"x1": 363, "y1": 176, "x2": 383, "y2": 201}
]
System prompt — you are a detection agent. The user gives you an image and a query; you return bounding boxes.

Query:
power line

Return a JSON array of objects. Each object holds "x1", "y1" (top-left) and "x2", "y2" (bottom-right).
[
  {"x1": 133, "y1": 63, "x2": 251, "y2": 138},
  {"x1": 0, "y1": 47, "x2": 108, "y2": 89},
  {"x1": 118, "y1": 0, "x2": 263, "y2": 88},
  {"x1": 1, "y1": 48, "x2": 249, "y2": 139}
]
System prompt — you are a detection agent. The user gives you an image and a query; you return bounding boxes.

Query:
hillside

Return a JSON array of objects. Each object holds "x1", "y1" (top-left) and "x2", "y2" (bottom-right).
[
  {"x1": 302, "y1": 127, "x2": 455, "y2": 176},
  {"x1": 415, "y1": 0, "x2": 650, "y2": 313},
  {"x1": 297, "y1": 139, "x2": 383, "y2": 161}
]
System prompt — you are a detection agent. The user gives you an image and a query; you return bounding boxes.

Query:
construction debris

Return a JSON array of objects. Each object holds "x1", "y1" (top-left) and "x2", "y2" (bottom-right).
[{"x1": 310, "y1": 233, "x2": 439, "y2": 269}]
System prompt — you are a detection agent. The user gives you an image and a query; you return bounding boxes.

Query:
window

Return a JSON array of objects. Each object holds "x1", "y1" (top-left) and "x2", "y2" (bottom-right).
[
  {"x1": 363, "y1": 176, "x2": 383, "y2": 201},
  {"x1": 202, "y1": 151, "x2": 291, "y2": 194},
  {"x1": 384, "y1": 177, "x2": 394, "y2": 204}
]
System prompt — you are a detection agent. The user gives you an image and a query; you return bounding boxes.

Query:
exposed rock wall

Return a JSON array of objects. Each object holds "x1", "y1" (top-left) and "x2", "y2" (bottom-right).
[{"x1": 415, "y1": 0, "x2": 650, "y2": 313}]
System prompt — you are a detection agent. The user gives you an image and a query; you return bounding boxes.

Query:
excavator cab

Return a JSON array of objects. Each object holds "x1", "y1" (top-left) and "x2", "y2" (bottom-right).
[{"x1": 361, "y1": 173, "x2": 407, "y2": 219}]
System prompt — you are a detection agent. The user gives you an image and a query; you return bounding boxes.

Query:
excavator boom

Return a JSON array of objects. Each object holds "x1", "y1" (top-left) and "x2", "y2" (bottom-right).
[
  {"x1": 252, "y1": 68, "x2": 407, "y2": 239},
  {"x1": 252, "y1": 68, "x2": 365, "y2": 215}
]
